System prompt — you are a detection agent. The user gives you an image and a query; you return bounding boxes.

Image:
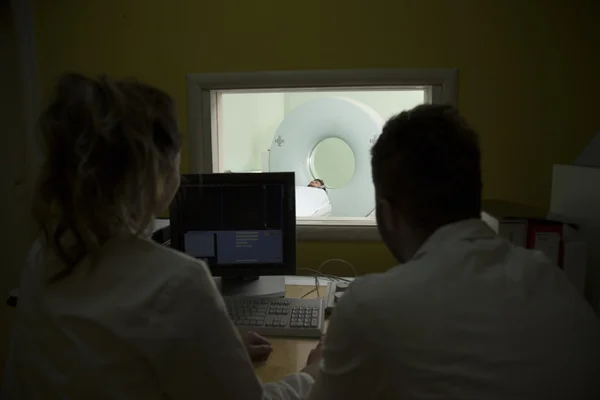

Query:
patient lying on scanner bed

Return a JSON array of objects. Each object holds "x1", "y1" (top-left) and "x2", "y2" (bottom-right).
[
  {"x1": 308, "y1": 178, "x2": 327, "y2": 192},
  {"x1": 296, "y1": 179, "x2": 332, "y2": 217}
]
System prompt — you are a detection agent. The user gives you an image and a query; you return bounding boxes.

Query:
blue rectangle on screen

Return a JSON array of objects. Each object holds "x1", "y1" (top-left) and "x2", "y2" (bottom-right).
[{"x1": 184, "y1": 231, "x2": 215, "y2": 258}]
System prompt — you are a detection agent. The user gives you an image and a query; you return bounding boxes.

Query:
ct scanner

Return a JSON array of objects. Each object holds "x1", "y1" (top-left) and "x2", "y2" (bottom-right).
[{"x1": 268, "y1": 97, "x2": 384, "y2": 217}]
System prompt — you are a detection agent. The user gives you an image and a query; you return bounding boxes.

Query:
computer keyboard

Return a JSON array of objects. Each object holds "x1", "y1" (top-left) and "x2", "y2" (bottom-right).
[{"x1": 224, "y1": 296, "x2": 325, "y2": 339}]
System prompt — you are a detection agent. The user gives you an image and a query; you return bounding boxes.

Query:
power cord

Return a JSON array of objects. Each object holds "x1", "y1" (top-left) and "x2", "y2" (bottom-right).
[
  {"x1": 317, "y1": 258, "x2": 357, "y2": 278},
  {"x1": 297, "y1": 259, "x2": 357, "y2": 298},
  {"x1": 296, "y1": 268, "x2": 342, "y2": 298}
]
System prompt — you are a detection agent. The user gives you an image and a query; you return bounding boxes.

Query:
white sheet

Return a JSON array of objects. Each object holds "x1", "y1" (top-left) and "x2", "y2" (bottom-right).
[{"x1": 295, "y1": 186, "x2": 332, "y2": 217}]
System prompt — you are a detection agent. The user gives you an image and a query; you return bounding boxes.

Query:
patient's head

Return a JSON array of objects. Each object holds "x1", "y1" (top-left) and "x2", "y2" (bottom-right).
[
  {"x1": 308, "y1": 179, "x2": 326, "y2": 191},
  {"x1": 371, "y1": 104, "x2": 482, "y2": 263},
  {"x1": 33, "y1": 73, "x2": 181, "y2": 281}
]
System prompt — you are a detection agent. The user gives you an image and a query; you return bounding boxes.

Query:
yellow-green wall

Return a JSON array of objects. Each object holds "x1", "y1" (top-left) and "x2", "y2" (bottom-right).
[{"x1": 33, "y1": 0, "x2": 600, "y2": 274}]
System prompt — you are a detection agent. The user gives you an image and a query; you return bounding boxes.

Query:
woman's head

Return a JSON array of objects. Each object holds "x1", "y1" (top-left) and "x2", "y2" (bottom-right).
[{"x1": 34, "y1": 73, "x2": 181, "y2": 280}]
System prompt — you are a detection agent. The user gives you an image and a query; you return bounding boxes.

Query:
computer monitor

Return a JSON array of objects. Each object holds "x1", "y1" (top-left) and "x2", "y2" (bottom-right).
[{"x1": 169, "y1": 172, "x2": 296, "y2": 297}]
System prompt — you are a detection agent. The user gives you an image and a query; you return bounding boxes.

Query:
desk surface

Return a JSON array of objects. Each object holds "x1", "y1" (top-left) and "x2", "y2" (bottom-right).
[{"x1": 254, "y1": 283, "x2": 324, "y2": 383}]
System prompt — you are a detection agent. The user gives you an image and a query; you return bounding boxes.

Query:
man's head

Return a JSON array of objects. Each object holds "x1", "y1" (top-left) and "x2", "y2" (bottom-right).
[{"x1": 371, "y1": 104, "x2": 482, "y2": 263}]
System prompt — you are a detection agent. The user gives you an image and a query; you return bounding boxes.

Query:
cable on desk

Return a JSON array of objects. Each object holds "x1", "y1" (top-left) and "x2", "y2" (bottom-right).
[
  {"x1": 301, "y1": 287, "x2": 318, "y2": 299},
  {"x1": 296, "y1": 268, "x2": 330, "y2": 298},
  {"x1": 296, "y1": 265, "x2": 356, "y2": 299},
  {"x1": 317, "y1": 258, "x2": 357, "y2": 278},
  {"x1": 297, "y1": 268, "x2": 351, "y2": 282}
]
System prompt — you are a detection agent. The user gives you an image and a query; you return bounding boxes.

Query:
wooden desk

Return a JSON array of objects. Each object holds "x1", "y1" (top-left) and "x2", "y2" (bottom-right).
[{"x1": 254, "y1": 284, "x2": 324, "y2": 383}]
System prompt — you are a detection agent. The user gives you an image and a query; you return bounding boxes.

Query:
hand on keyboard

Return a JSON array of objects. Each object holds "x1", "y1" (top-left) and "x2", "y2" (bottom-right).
[{"x1": 244, "y1": 331, "x2": 273, "y2": 362}]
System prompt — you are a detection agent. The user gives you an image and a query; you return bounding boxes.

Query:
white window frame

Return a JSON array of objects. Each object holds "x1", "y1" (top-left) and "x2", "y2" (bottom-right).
[{"x1": 186, "y1": 69, "x2": 458, "y2": 242}]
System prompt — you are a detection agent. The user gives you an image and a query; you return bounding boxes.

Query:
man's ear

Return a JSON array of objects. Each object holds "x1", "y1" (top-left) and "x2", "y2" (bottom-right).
[{"x1": 382, "y1": 197, "x2": 407, "y2": 229}]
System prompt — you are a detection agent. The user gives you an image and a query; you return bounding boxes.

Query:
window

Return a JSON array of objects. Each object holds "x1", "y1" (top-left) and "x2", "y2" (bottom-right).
[{"x1": 187, "y1": 69, "x2": 457, "y2": 241}]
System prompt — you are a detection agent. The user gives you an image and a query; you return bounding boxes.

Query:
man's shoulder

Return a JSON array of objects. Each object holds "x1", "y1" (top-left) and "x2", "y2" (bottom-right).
[
  {"x1": 338, "y1": 265, "x2": 425, "y2": 312},
  {"x1": 359, "y1": 258, "x2": 437, "y2": 288}
]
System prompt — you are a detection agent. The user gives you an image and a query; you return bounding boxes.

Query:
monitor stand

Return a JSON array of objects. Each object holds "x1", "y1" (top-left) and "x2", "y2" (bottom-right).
[{"x1": 215, "y1": 276, "x2": 286, "y2": 298}]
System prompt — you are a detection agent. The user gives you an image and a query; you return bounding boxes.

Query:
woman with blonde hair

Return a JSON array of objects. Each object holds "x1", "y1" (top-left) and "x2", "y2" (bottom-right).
[{"x1": 3, "y1": 74, "x2": 314, "y2": 399}]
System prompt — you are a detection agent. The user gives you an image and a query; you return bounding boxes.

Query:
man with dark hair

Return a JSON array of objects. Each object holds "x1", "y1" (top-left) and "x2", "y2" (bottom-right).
[
  {"x1": 301, "y1": 105, "x2": 600, "y2": 399},
  {"x1": 371, "y1": 104, "x2": 482, "y2": 259}
]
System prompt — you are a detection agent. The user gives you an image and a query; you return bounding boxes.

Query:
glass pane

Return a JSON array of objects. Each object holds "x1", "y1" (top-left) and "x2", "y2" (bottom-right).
[
  {"x1": 218, "y1": 89, "x2": 426, "y2": 219},
  {"x1": 309, "y1": 137, "x2": 356, "y2": 189}
]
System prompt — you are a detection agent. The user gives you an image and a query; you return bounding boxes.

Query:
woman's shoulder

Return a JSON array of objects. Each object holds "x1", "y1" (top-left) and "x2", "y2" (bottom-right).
[
  {"x1": 98, "y1": 237, "x2": 221, "y2": 314},
  {"x1": 29, "y1": 234, "x2": 211, "y2": 284},
  {"x1": 127, "y1": 239, "x2": 222, "y2": 313},
  {"x1": 22, "y1": 236, "x2": 221, "y2": 323},
  {"x1": 126, "y1": 237, "x2": 211, "y2": 280}
]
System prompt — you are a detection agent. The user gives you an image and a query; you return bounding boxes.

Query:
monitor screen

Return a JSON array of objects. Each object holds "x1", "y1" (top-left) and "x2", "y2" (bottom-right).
[{"x1": 169, "y1": 172, "x2": 296, "y2": 278}]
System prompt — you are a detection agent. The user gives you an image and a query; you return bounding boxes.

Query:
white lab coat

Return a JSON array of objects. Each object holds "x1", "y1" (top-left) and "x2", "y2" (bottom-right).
[
  {"x1": 3, "y1": 236, "x2": 313, "y2": 399},
  {"x1": 306, "y1": 219, "x2": 600, "y2": 399}
]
